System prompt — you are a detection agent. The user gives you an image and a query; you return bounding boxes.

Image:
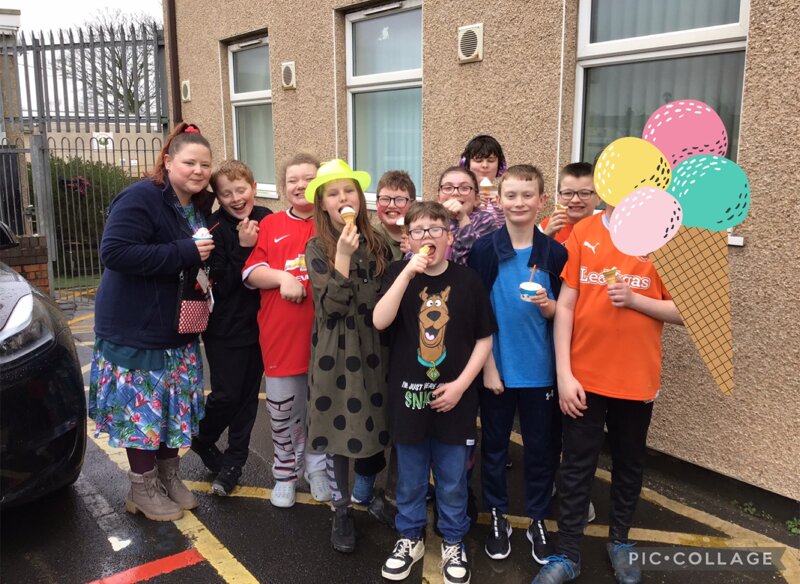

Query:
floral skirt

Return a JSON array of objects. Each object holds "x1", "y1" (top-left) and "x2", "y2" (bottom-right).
[{"x1": 88, "y1": 341, "x2": 205, "y2": 450}]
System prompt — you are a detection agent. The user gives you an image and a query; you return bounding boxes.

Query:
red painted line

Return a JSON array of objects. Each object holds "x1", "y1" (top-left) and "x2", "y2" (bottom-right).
[{"x1": 85, "y1": 548, "x2": 204, "y2": 584}]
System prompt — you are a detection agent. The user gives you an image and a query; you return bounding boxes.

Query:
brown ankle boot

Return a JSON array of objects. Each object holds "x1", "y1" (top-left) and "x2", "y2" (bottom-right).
[
  {"x1": 156, "y1": 457, "x2": 198, "y2": 510},
  {"x1": 125, "y1": 467, "x2": 183, "y2": 521}
]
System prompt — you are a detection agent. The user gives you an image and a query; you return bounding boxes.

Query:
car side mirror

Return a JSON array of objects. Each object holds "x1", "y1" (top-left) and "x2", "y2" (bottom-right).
[{"x1": 0, "y1": 221, "x2": 19, "y2": 250}]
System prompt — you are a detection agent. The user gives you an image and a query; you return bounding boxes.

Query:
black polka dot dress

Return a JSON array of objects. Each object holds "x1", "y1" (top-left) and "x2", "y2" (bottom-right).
[{"x1": 305, "y1": 237, "x2": 390, "y2": 458}]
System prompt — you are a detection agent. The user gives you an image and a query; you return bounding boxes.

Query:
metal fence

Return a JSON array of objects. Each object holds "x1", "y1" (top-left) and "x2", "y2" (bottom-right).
[{"x1": 0, "y1": 24, "x2": 168, "y2": 302}]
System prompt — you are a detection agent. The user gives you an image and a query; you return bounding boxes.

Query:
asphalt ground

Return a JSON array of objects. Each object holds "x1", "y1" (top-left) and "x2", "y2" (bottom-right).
[{"x1": 1, "y1": 301, "x2": 797, "y2": 584}]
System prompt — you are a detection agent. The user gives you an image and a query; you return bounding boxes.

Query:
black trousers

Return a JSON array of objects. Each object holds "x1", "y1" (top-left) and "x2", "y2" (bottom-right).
[
  {"x1": 196, "y1": 341, "x2": 264, "y2": 467},
  {"x1": 557, "y1": 391, "x2": 654, "y2": 563}
]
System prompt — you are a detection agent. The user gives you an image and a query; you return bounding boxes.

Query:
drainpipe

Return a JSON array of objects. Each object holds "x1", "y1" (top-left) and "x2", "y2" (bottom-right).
[{"x1": 165, "y1": 0, "x2": 182, "y2": 125}]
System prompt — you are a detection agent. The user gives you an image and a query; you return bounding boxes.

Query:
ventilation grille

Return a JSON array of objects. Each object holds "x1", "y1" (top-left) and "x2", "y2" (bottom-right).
[
  {"x1": 180, "y1": 80, "x2": 191, "y2": 102},
  {"x1": 281, "y1": 61, "x2": 296, "y2": 89},
  {"x1": 457, "y1": 24, "x2": 483, "y2": 63}
]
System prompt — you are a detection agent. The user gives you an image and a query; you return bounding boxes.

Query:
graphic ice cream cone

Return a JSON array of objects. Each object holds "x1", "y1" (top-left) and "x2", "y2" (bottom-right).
[
  {"x1": 650, "y1": 227, "x2": 733, "y2": 393},
  {"x1": 340, "y1": 205, "x2": 356, "y2": 226}
]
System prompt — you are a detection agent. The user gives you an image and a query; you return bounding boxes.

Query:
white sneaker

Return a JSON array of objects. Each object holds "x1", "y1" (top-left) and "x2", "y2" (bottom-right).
[
  {"x1": 304, "y1": 470, "x2": 331, "y2": 502},
  {"x1": 588, "y1": 501, "x2": 596, "y2": 523},
  {"x1": 271, "y1": 480, "x2": 296, "y2": 508},
  {"x1": 382, "y1": 537, "x2": 424, "y2": 580}
]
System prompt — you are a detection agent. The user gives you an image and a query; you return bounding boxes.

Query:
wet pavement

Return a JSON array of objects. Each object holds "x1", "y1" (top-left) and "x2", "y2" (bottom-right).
[{"x1": 1, "y1": 302, "x2": 797, "y2": 584}]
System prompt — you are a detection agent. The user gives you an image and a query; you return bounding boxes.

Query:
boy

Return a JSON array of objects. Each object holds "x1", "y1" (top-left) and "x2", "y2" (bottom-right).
[
  {"x1": 533, "y1": 201, "x2": 682, "y2": 584},
  {"x1": 242, "y1": 153, "x2": 331, "y2": 507},
  {"x1": 374, "y1": 201, "x2": 496, "y2": 584},
  {"x1": 373, "y1": 170, "x2": 415, "y2": 261},
  {"x1": 468, "y1": 165, "x2": 567, "y2": 563},
  {"x1": 540, "y1": 162, "x2": 600, "y2": 244},
  {"x1": 192, "y1": 160, "x2": 271, "y2": 496}
]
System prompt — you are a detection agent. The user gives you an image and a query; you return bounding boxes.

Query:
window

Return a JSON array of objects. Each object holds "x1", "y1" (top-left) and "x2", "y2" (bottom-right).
[
  {"x1": 573, "y1": 0, "x2": 748, "y2": 165},
  {"x1": 229, "y1": 37, "x2": 276, "y2": 196},
  {"x1": 346, "y1": 1, "x2": 422, "y2": 201}
]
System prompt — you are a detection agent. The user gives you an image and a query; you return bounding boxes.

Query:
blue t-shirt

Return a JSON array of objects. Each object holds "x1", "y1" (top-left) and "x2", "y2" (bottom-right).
[{"x1": 490, "y1": 246, "x2": 555, "y2": 388}]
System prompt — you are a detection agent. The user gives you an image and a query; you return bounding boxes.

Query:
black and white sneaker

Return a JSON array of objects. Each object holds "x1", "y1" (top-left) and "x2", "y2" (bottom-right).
[
  {"x1": 381, "y1": 537, "x2": 424, "y2": 581},
  {"x1": 485, "y1": 508, "x2": 512, "y2": 560},
  {"x1": 211, "y1": 466, "x2": 241, "y2": 496},
  {"x1": 441, "y1": 541, "x2": 470, "y2": 584},
  {"x1": 527, "y1": 519, "x2": 556, "y2": 565}
]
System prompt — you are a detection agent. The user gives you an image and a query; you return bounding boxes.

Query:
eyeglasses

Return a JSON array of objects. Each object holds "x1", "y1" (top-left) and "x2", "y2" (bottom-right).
[
  {"x1": 557, "y1": 189, "x2": 596, "y2": 201},
  {"x1": 376, "y1": 195, "x2": 411, "y2": 208},
  {"x1": 439, "y1": 184, "x2": 475, "y2": 195},
  {"x1": 408, "y1": 226, "x2": 447, "y2": 240}
]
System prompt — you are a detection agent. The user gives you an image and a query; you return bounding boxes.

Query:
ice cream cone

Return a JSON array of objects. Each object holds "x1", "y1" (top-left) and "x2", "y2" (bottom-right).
[
  {"x1": 650, "y1": 227, "x2": 733, "y2": 393},
  {"x1": 340, "y1": 205, "x2": 356, "y2": 226},
  {"x1": 602, "y1": 267, "x2": 619, "y2": 285},
  {"x1": 419, "y1": 245, "x2": 430, "y2": 256}
]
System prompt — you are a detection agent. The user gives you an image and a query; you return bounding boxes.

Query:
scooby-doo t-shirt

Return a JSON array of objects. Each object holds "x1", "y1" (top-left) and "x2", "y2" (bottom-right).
[{"x1": 378, "y1": 261, "x2": 496, "y2": 445}]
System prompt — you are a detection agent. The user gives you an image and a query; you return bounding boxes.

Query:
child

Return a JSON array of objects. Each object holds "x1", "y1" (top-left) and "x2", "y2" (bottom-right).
[
  {"x1": 532, "y1": 203, "x2": 683, "y2": 584},
  {"x1": 459, "y1": 134, "x2": 507, "y2": 227},
  {"x1": 468, "y1": 165, "x2": 567, "y2": 564},
  {"x1": 241, "y1": 153, "x2": 332, "y2": 508},
  {"x1": 373, "y1": 170, "x2": 416, "y2": 261},
  {"x1": 374, "y1": 201, "x2": 496, "y2": 584},
  {"x1": 540, "y1": 162, "x2": 600, "y2": 244},
  {"x1": 304, "y1": 159, "x2": 391, "y2": 553},
  {"x1": 437, "y1": 166, "x2": 498, "y2": 265},
  {"x1": 191, "y1": 160, "x2": 271, "y2": 496}
]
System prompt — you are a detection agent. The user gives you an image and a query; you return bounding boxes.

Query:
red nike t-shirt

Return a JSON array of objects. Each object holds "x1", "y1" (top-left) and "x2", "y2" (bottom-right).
[{"x1": 243, "y1": 210, "x2": 316, "y2": 377}]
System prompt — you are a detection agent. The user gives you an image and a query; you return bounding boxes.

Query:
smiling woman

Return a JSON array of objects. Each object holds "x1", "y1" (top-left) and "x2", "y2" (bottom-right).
[{"x1": 88, "y1": 122, "x2": 213, "y2": 523}]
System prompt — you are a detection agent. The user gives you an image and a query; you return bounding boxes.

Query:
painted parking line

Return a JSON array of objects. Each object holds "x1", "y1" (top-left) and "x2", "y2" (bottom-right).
[
  {"x1": 87, "y1": 421, "x2": 260, "y2": 584},
  {"x1": 69, "y1": 313, "x2": 95, "y2": 325},
  {"x1": 85, "y1": 548, "x2": 204, "y2": 584}
]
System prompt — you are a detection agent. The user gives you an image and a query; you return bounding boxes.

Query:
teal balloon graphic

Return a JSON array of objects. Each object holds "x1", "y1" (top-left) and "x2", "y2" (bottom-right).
[{"x1": 667, "y1": 155, "x2": 750, "y2": 230}]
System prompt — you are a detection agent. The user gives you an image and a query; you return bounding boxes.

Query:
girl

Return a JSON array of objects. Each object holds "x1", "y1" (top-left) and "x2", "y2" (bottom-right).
[
  {"x1": 460, "y1": 134, "x2": 508, "y2": 227},
  {"x1": 89, "y1": 122, "x2": 213, "y2": 521},
  {"x1": 437, "y1": 166, "x2": 499, "y2": 265},
  {"x1": 304, "y1": 159, "x2": 391, "y2": 553}
]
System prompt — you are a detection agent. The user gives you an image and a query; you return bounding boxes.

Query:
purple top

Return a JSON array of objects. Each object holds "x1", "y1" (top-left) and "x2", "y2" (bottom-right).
[{"x1": 449, "y1": 208, "x2": 499, "y2": 265}]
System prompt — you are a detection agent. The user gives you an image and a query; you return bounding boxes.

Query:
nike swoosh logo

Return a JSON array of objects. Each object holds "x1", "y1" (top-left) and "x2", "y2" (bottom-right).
[{"x1": 274, "y1": 235, "x2": 289, "y2": 243}]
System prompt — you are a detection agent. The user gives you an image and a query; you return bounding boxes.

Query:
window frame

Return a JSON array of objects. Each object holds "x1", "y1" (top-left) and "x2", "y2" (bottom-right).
[
  {"x1": 228, "y1": 36, "x2": 277, "y2": 199},
  {"x1": 571, "y1": 0, "x2": 749, "y2": 244},
  {"x1": 345, "y1": 0, "x2": 422, "y2": 207}
]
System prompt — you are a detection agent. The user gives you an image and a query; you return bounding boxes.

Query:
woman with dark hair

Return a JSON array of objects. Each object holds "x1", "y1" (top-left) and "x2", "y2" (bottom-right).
[{"x1": 89, "y1": 122, "x2": 214, "y2": 521}]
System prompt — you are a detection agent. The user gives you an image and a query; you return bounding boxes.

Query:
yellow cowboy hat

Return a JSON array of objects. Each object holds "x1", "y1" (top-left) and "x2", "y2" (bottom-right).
[{"x1": 304, "y1": 159, "x2": 371, "y2": 203}]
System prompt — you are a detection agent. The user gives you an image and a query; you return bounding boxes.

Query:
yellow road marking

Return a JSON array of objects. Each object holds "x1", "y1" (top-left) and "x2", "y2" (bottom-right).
[
  {"x1": 68, "y1": 313, "x2": 94, "y2": 325},
  {"x1": 183, "y1": 480, "x2": 329, "y2": 507},
  {"x1": 87, "y1": 421, "x2": 260, "y2": 583}
]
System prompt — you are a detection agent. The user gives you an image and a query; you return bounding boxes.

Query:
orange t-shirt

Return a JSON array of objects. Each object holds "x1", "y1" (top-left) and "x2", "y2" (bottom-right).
[
  {"x1": 540, "y1": 217, "x2": 574, "y2": 244},
  {"x1": 561, "y1": 213, "x2": 670, "y2": 401}
]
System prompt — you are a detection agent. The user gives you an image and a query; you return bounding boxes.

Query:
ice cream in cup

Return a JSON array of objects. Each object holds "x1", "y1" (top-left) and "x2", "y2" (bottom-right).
[
  {"x1": 339, "y1": 205, "x2": 356, "y2": 226},
  {"x1": 603, "y1": 267, "x2": 619, "y2": 285},
  {"x1": 193, "y1": 227, "x2": 213, "y2": 241},
  {"x1": 519, "y1": 281, "x2": 543, "y2": 302}
]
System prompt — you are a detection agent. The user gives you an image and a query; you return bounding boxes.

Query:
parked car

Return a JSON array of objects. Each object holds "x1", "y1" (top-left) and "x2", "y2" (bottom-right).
[{"x1": 0, "y1": 222, "x2": 86, "y2": 507}]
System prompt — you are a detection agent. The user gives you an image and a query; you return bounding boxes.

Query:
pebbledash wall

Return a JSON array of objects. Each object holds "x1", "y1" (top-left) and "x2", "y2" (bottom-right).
[{"x1": 167, "y1": 0, "x2": 799, "y2": 500}]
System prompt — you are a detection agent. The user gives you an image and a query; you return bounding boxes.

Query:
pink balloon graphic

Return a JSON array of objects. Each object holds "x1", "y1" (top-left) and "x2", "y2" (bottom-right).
[
  {"x1": 642, "y1": 100, "x2": 728, "y2": 167},
  {"x1": 610, "y1": 187, "x2": 683, "y2": 257}
]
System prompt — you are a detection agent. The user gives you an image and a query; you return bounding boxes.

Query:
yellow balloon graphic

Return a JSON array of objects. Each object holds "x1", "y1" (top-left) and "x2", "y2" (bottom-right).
[{"x1": 594, "y1": 137, "x2": 672, "y2": 206}]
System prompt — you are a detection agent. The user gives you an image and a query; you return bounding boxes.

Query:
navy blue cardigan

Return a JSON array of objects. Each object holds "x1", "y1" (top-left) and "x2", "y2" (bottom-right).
[
  {"x1": 468, "y1": 225, "x2": 568, "y2": 300},
  {"x1": 94, "y1": 178, "x2": 204, "y2": 349}
]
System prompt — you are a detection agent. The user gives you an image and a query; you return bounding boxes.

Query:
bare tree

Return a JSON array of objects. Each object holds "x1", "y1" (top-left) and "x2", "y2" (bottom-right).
[{"x1": 56, "y1": 8, "x2": 163, "y2": 118}]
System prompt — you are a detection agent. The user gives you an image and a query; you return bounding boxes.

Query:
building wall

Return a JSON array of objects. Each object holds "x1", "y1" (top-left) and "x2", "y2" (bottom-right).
[{"x1": 169, "y1": 0, "x2": 800, "y2": 500}]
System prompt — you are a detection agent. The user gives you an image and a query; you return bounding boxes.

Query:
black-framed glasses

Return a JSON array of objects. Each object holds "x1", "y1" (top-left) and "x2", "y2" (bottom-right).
[
  {"x1": 408, "y1": 226, "x2": 447, "y2": 240},
  {"x1": 376, "y1": 195, "x2": 411, "y2": 208},
  {"x1": 439, "y1": 184, "x2": 475, "y2": 195},
  {"x1": 558, "y1": 189, "x2": 596, "y2": 201}
]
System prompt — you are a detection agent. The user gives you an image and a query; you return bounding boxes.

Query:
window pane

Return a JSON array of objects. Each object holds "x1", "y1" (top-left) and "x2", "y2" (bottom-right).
[
  {"x1": 233, "y1": 44, "x2": 271, "y2": 93},
  {"x1": 353, "y1": 8, "x2": 422, "y2": 76},
  {"x1": 581, "y1": 52, "x2": 745, "y2": 166},
  {"x1": 590, "y1": 0, "x2": 741, "y2": 43},
  {"x1": 235, "y1": 104, "x2": 275, "y2": 184},
  {"x1": 353, "y1": 87, "x2": 421, "y2": 192}
]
